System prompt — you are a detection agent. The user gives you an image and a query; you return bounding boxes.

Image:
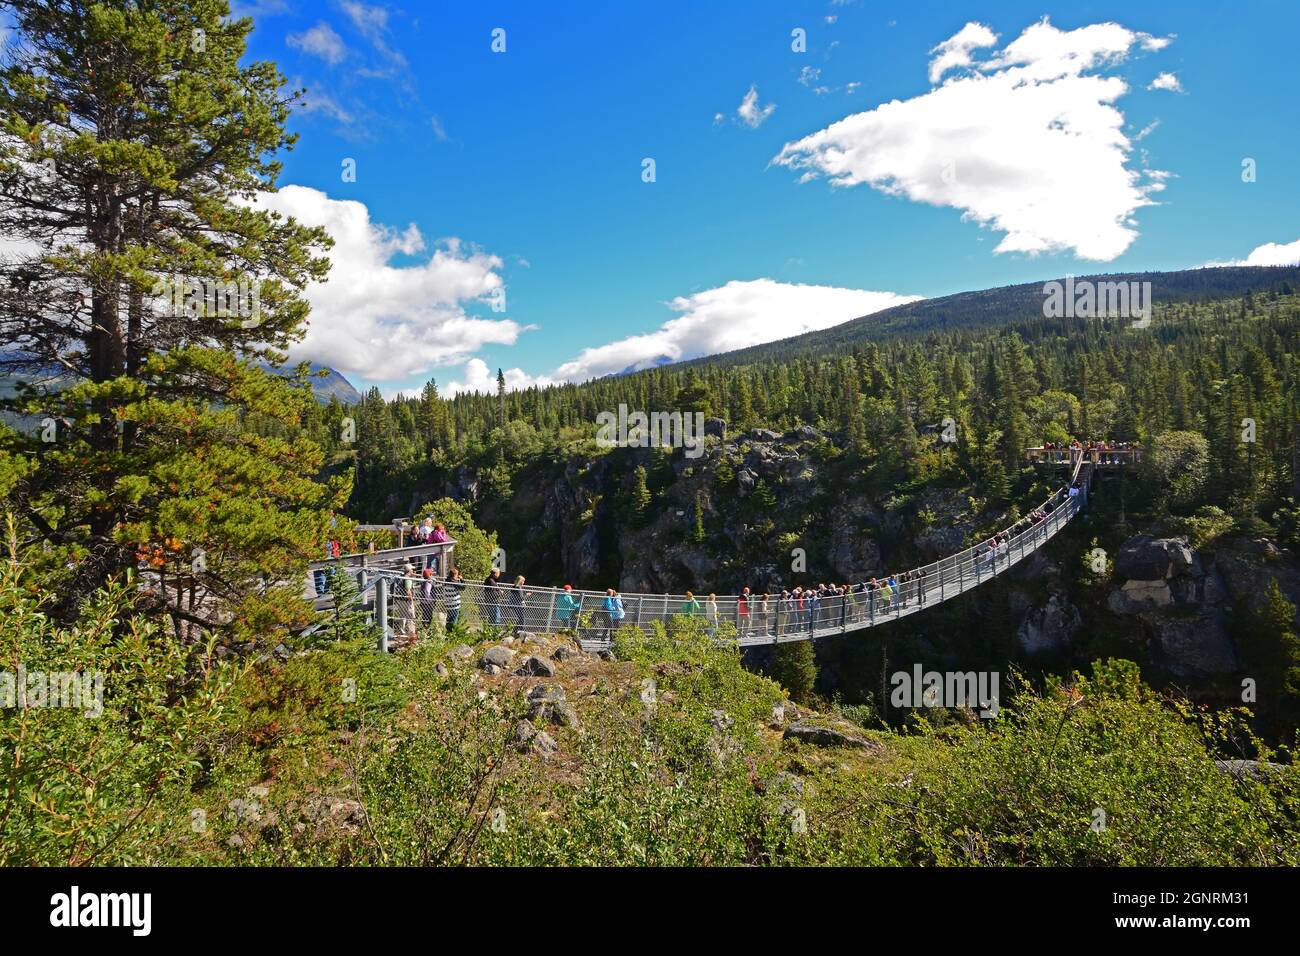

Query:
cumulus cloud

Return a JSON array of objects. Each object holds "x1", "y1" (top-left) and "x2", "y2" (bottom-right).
[
  {"x1": 736, "y1": 85, "x2": 776, "y2": 128},
  {"x1": 436, "y1": 358, "x2": 556, "y2": 398},
  {"x1": 1148, "y1": 71, "x2": 1183, "y2": 92},
  {"x1": 551, "y1": 279, "x2": 920, "y2": 382},
  {"x1": 1207, "y1": 238, "x2": 1300, "y2": 268},
  {"x1": 928, "y1": 21, "x2": 998, "y2": 83},
  {"x1": 776, "y1": 17, "x2": 1173, "y2": 260},
  {"x1": 287, "y1": 22, "x2": 347, "y2": 65},
  {"x1": 251, "y1": 186, "x2": 524, "y2": 381}
]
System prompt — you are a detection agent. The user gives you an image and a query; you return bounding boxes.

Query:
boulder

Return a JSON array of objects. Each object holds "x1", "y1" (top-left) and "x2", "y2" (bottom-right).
[
  {"x1": 449, "y1": 644, "x2": 474, "y2": 661},
  {"x1": 783, "y1": 720, "x2": 877, "y2": 750},
  {"x1": 515, "y1": 655, "x2": 556, "y2": 678},
  {"x1": 750, "y1": 428, "x2": 781, "y2": 442},
  {"x1": 1017, "y1": 593, "x2": 1082, "y2": 655},
  {"x1": 1114, "y1": 535, "x2": 1195, "y2": 580},
  {"x1": 1108, "y1": 579, "x2": 1174, "y2": 615},
  {"x1": 1145, "y1": 609, "x2": 1238, "y2": 678},
  {"x1": 735, "y1": 468, "x2": 757, "y2": 497},
  {"x1": 480, "y1": 645, "x2": 515, "y2": 669},
  {"x1": 704, "y1": 417, "x2": 726, "y2": 438},
  {"x1": 552, "y1": 645, "x2": 576, "y2": 661},
  {"x1": 527, "y1": 684, "x2": 581, "y2": 729}
]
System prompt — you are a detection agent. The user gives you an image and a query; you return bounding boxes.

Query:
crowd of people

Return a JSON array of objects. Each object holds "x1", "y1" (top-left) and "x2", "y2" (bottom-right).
[
  {"x1": 354, "y1": 478, "x2": 1079, "y2": 646},
  {"x1": 1040, "y1": 439, "x2": 1139, "y2": 466}
]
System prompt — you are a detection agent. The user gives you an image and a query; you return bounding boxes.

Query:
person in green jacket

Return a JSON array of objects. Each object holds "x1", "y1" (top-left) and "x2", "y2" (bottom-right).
[
  {"x1": 555, "y1": 584, "x2": 582, "y2": 634},
  {"x1": 680, "y1": 590, "x2": 702, "y2": 616}
]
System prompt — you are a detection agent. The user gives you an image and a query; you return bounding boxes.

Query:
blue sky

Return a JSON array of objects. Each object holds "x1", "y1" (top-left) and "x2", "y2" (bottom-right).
[{"x1": 229, "y1": 0, "x2": 1300, "y2": 396}]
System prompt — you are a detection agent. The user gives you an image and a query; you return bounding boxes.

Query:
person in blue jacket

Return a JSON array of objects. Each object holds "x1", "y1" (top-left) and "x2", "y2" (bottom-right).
[
  {"x1": 555, "y1": 584, "x2": 582, "y2": 635},
  {"x1": 603, "y1": 588, "x2": 625, "y2": 640}
]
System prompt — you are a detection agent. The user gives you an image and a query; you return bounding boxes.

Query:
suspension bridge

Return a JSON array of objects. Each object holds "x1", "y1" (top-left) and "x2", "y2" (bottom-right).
[{"x1": 307, "y1": 446, "x2": 1131, "y2": 651}]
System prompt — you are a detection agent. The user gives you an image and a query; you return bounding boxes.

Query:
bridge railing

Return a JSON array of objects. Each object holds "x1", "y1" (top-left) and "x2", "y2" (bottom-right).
[
  {"x1": 339, "y1": 473, "x2": 1083, "y2": 650},
  {"x1": 1027, "y1": 445, "x2": 1141, "y2": 467}
]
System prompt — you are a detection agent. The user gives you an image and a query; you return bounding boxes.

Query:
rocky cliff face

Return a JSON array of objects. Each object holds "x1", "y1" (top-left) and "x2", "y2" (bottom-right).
[{"x1": 459, "y1": 425, "x2": 1300, "y2": 701}]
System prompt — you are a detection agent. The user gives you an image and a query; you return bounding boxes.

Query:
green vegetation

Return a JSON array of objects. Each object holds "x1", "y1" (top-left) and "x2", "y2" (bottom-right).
[{"x1": 6, "y1": 558, "x2": 1296, "y2": 865}]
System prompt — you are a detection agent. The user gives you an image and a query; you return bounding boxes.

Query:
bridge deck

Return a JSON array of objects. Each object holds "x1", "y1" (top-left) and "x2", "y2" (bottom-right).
[{"x1": 327, "y1": 457, "x2": 1090, "y2": 650}]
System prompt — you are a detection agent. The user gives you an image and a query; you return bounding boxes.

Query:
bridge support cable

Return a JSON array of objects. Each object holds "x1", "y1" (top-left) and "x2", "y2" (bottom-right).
[{"x1": 331, "y1": 474, "x2": 1084, "y2": 653}]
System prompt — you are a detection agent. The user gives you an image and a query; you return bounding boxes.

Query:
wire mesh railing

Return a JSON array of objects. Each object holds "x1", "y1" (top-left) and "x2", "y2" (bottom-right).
[{"x1": 335, "y1": 453, "x2": 1088, "y2": 651}]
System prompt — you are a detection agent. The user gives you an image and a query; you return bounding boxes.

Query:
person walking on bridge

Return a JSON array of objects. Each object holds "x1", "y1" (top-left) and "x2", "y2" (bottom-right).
[
  {"x1": 555, "y1": 584, "x2": 582, "y2": 636},
  {"x1": 705, "y1": 593, "x2": 720, "y2": 636},
  {"x1": 737, "y1": 587, "x2": 752, "y2": 636},
  {"x1": 483, "y1": 568, "x2": 504, "y2": 626},
  {"x1": 510, "y1": 575, "x2": 527, "y2": 629},
  {"x1": 681, "y1": 591, "x2": 702, "y2": 618},
  {"x1": 443, "y1": 568, "x2": 464, "y2": 629},
  {"x1": 603, "y1": 588, "x2": 625, "y2": 641}
]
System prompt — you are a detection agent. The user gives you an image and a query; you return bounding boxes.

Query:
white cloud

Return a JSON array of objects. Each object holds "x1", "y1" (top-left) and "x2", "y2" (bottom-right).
[
  {"x1": 551, "y1": 279, "x2": 920, "y2": 382},
  {"x1": 1148, "y1": 71, "x2": 1183, "y2": 92},
  {"x1": 798, "y1": 66, "x2": 822, "y2": 87},
  {"x1": 439, "y1": 358, "x2": 555, "y2": 398},
  {"x1": 736, "y1": 85, "x2": 776, "y2": 128},
  {"x1": 430, "y1": 115, "x2": 449, "y2": 141},
  {"x1": 250, "y1": 186, "x2": 524, "y2": 381},
  {"x1": 287, "y1": 22, "x2": 347, "y2": 65},
  {"x1": 928, "y1": 21, "x2": 998, "y2": 83},
  {"x1": 713, "y1": 112, "x2": 725, "y2": 126},
  {"x1": 340, "y1": 1, "x2": 407, "y2": 74},
  {"x1": 775, "y1": 17, "x2": 1173, "y2": 261},
  {"x1": 1135, "y1": 118, "x2": 1160, "y2": 140},
  {"x1": 1208, "y1": 238, "x2": 1300, "y2": 268},
  {"x1": 297, "y1": 86, "x2": 354, "y2": 124}
]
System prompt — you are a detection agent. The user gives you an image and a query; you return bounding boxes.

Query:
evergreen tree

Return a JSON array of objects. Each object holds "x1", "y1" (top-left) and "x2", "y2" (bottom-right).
[{"x1": 0, "y1": 0, "x2": 338, "y2": 634}]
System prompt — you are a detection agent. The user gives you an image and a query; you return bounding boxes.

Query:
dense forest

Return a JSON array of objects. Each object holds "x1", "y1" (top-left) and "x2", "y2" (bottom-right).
[{"x1": 314, "y1": 274, "x2": 1300, "y2": 544}]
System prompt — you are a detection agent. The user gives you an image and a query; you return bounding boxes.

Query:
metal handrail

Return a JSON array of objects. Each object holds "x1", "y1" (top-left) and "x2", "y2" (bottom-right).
[{"x1": 334, "y1": 466, "x2": 1086, "y2": 650}]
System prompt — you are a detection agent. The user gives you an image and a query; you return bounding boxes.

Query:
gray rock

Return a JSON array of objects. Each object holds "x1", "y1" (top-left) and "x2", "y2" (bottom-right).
[
  {"x1": 709, "y1": 710, "x2": 734, "y2": 732},
  {"x1": 450, "y1": 644, "x2": 474, "y2": 660},
  {"x1": 480, "y1": 645, "x2": 515, "y2": 669},
  {"x1": 527, "y1": 685, "x2": 581, "y2": 729},
  {"x1": 1145, "y1": 609, "x2": 1238, "y2": 678},
  {"x1": 750, "y1": 428, "x2": 781, "y2": 442},
  {"x1": 1215, "y1": 759, "x2": 1282, "y2": 782},
  {"x1": 553, "y1": 645, "x2": 575, "y2": 661},
  {"x1": 513, "y1": 719, "x2": 537, "y2": 751},
  {"x1": 515, "y1": 655, "x2": 556, "y2": 678},
  {"x1": 1108, "y1": 579, "x2": 1174, "y2": 615},
  {"x1": 783, "y1": 720, "x2": 876, "y2": 750},
  {"x1": 735, "y1": 468, "x2": 757, "y2": 496},
  {"x1": 484, "y1": 663, "x2": 501, "y2": 676},
  {"x1": 794, "y1": 425, "x2": 820, "y2": 441},
  {"x1": 532, "y1": 730, "x2": 559, "y2": 756},
  {"x1": 704, "y1": 417, "x2": 726, "y2": 438},
  {"x1": 1017, "y1": 593, "x2": 1082, "y2": 654},
  {"x1": 1114, "y1": 535, "x2": 1195, "y2": 581},
  {"x1": 434, "y1": 662, "x2": 449, "y2": 677}
]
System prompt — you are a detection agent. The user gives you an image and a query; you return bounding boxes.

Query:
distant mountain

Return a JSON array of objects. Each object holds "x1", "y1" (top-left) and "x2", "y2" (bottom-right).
[
  {"x1": 0, "y1": 359, "x2": 363, "y2": 408},
  {"x1": 677, "y1": 264, "x2": 1300, "y2": 370},
  {"x1": 261, "y1": 362, "x2": 363, "y2": 405}
]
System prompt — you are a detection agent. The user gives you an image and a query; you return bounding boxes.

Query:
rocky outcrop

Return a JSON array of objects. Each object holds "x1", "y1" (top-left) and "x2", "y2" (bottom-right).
[
  {"x1": 783, "y1": 720, "x2": 879, "y2": 750},
  {"x1": 1017, "y1": 593, "x2": 1082, "y2": 655},
  {"x1": 1114, "y1": 535, "x2": 1197, "y2": 580},
  {"x1": 1106, "y1": 535, "x2": 1238, "y2": 677},
  {"x1": 1144, "y1": 609, "x2": 1237, "y2": 677}
]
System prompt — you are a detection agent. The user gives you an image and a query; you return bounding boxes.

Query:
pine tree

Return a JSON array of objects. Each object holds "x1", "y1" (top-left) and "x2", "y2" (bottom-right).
[
  {"x1": 771, "y1": 640, "x2": 818, "y2": 705},
  {"x1": 627, "y1": 464, "x2": 651, "y2": 527},
  {"x1": 0, "y1": 0, "x2": 338, "y2": 634}
]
